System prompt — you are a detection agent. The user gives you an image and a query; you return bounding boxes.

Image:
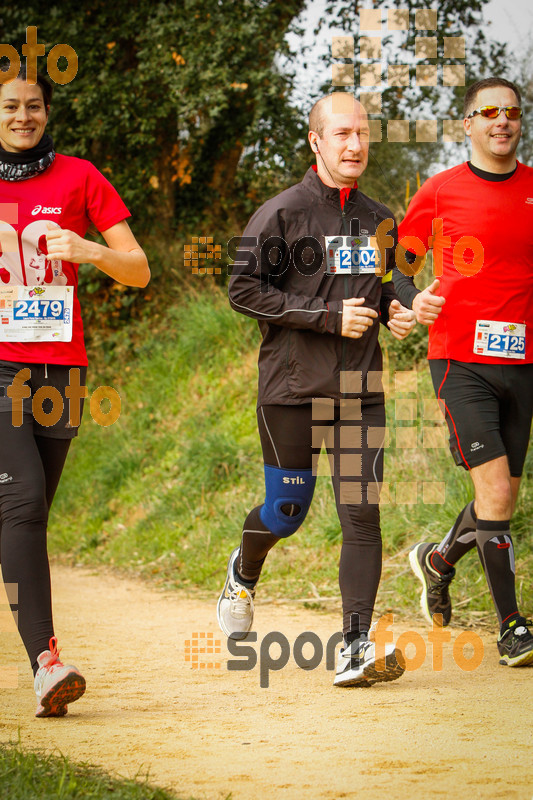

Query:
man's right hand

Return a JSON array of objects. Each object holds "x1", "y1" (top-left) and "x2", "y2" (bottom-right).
[
  {"x1": 412, "y1": 279, "x2": 445, "y2": 325},
  {"x1": 341, "y1": 297, "x2": 378, "y2": 338}
]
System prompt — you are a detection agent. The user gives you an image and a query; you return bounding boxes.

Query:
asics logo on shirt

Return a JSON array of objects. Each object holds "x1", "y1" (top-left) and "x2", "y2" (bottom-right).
[
  {"x1": 31, "y1": 205, "x2": 62, "y2": 215},
  {"x1": 526, "y1": 198, "x2": 533, "y2": 205}
]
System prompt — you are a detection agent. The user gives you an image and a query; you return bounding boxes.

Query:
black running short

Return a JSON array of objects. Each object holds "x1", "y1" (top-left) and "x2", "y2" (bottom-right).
[
  {"x1": 0, "y1": 361, "x2": 87, "y2": 439},
  {"x1": 429, "y1": 359, "x2": 533, "y2": 477}
]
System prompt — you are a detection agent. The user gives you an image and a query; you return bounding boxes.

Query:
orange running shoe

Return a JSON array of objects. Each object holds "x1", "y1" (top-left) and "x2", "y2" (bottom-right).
[{"x1": 34, "y1": 637, "x2": 86, "y2": 717}]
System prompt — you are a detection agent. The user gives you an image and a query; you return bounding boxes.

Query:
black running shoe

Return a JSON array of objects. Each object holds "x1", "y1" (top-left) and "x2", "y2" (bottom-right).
[
  {"x1": 409, "y1": 542, "x2": 455, "y2": 626},
  {"x1": 498, "y1": 618, "x2": 533, "y2": 667}
]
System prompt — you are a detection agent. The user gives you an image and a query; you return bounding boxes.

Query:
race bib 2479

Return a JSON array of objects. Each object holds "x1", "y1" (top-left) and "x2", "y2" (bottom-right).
[{"x1": 0, "y1": 285, "x2": 73, "y2": 342}]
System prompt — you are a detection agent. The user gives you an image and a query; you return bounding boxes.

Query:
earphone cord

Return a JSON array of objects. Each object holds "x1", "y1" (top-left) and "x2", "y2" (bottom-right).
[
  {"x1": 315, "y1": 146, "x2": 347, "y2": 194},
  {"x1": 368, "y1": 150, "x2": 399, "y2": 196}
]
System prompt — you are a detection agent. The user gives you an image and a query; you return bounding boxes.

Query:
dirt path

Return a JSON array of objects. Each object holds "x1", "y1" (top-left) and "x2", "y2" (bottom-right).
[{"x1": 0, "y1": 566, "x2": 531, "y2": 800}]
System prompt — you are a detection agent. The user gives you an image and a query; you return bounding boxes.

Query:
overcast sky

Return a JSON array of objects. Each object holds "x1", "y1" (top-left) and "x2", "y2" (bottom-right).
[
  {"x1": 484, "y1": 0, "x2": 533, "y2": 46},
  {"x1": 290, "y1": 0, "x2": 533, "y2": 106}
]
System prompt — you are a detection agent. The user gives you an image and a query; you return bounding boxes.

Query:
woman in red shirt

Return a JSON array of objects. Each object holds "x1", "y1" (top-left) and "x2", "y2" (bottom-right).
[{"x1": 0, "y1": 67, "x2": 149, "y2": 717}]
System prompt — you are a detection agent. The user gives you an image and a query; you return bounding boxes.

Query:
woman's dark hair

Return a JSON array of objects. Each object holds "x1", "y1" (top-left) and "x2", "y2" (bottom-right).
[{"x1": 0, "y1": 63, "x2": 53, "y2": 108}]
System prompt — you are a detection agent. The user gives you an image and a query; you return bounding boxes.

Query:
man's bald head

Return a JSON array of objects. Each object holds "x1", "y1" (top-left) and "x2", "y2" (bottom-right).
[
  {"x1": 307, "y1": 93, "x2": 369, "y2": 189},
  {"x1": 309, "y1": 93, "x2": 365, "y2": 136}
]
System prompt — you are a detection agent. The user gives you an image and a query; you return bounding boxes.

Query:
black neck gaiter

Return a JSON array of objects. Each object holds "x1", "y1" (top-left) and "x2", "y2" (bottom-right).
[{"x1": 0, "y1": 133, "x2": 55, "y2": 181}]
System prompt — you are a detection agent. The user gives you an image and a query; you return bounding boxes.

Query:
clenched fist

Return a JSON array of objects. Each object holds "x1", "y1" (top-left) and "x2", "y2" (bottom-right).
[
  {"x1": 341, "y1": 297, "x2": 378, "y2": 339},
  {"x1": 387, "y1": 299, "x2": 416, "y2": 340},
  {"x1": 412, "y1": 279, "x2": 445, "y2": 325},
  {"x1": 45, "y1": 224, "x2": 96, "y2": 264}
]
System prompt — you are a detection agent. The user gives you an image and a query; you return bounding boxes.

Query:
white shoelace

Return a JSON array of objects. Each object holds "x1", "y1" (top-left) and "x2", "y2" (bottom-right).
[{"x1": 229, "y1": 586, "x2": 254, "y2": 619}]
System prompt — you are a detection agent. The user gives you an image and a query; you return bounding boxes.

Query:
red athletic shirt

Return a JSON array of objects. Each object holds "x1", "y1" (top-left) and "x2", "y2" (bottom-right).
[
  {"x1": 398, "y1": 162, "x2": 533, "y2": 363},
  {"x1": 0, "y1": 154, "x2": 130, "y2": 365}
]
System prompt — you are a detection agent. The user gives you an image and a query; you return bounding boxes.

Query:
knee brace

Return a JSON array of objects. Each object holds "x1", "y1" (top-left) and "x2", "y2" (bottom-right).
[{"x1": 260, "y1": 465, "x2": 316, "y2": 538}]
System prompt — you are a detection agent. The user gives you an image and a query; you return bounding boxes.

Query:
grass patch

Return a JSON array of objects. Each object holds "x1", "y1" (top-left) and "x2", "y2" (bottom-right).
[
  {"x1": 49, "y1": 286, "x2": 533, "y2": 626},
  {"x1": 0, "y1": 741, "x2": 191, "y2": 800}
]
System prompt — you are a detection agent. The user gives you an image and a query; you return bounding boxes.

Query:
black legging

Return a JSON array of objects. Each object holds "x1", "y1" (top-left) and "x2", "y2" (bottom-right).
[
  {"x1": 238, "y1": 402, "x2": 385, "y2": 635},
  {"x1": 0, "y1": 418, "x2": 71, "y2": 673},
  {"x1": 0, "y1": 360, "x2": 84, "y2": 674}
]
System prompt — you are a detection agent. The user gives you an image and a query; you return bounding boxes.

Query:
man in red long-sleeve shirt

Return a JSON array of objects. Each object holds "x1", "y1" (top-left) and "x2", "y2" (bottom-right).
[{"x1": 393, "y1": 77, "x2": 533, "y2": 667}]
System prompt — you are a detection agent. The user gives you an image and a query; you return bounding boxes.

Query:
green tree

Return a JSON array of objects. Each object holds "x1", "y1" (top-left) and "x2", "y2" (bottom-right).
[
  {"x1": 317, "y1": 0, "x2": 508, "y2": 215},
  {"x1": 0, "y1": 1, "x2": 309, "y2": 322},
  {"x1": 513, "y1": 37, "x2": 533, "y2": 166},
  {"x1": 1, "y1": 0, "x2": 307, "y2": 238}
]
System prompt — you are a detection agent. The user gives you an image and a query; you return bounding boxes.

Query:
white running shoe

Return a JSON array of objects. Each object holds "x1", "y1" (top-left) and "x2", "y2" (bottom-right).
[
  {"x1": 34, "y1": 637, "x2": 86, "y2": 717},
  {"x1": 334, "y1": 633, "x2": 405, "y2": 687},
  {"x1": 217, "y1": 548, "x2": 255, "y2": 640}
]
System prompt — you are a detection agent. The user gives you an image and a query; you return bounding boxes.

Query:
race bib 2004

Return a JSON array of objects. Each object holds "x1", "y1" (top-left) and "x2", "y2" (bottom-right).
[{"x1": 325, "y1": 235, "x2": 380, "y2": 275}]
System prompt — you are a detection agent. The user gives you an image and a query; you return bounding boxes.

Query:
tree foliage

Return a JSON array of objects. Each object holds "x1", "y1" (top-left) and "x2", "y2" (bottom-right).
[
  {"x1": 0, "y1": 0, "x2": 306, "y2": 240},
  {"x1": 1, "y1": 0, "x2": 510, "y2": 231},
  {"x1": 0, "y1": 0, "x2": 310, "y2": 325},
  {"x1": 513, "y1": 37, "x2": 533, "y2": 167},
  {"x1": 317, "y1": 0, "x2": 508, "y2": 215},
  {"x1": 0, "y1": 0, "x2": 511, "y2": 323}
]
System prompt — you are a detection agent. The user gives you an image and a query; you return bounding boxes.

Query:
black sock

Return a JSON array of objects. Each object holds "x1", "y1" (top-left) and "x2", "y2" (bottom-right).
[
  {"x1": 500, "y1": 612, "x2": 521, "y2": 637},
  {"x1": 345, "y1": 631, "x2": 367, "y2": 646},
  {"x1": 344, "y1": 613, "x2": 368, "y2": 646},
  {"x1": 476, "y1": 519, "x2": 518, "y2": 626},
  {"x1": 233, "y1": 562, "x2": 258, "y2": 590},
  {"x1": 432, "y1": 500, "x2": 477, "y2": 574}
]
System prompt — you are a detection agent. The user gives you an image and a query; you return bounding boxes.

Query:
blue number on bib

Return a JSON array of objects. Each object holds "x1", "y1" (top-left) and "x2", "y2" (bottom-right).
[
  {"x1": 353, "y1": 248, "x2": 376, "y2": 268},
  {"x1": 13, "y1": 299, "x2": 64, "y2": 320},
  {"x1": 487, "y1": 333, "x2": 525, "y2": 354},
  {"x1": 336, "y1": 245, "x2": 376, "y2": 272},
  {"x1": 510, "y1": 335, "x2": 525, "y2": 353},
  {"x1": 340, "y1": 249, "x2": 351, "y2": 267}
]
